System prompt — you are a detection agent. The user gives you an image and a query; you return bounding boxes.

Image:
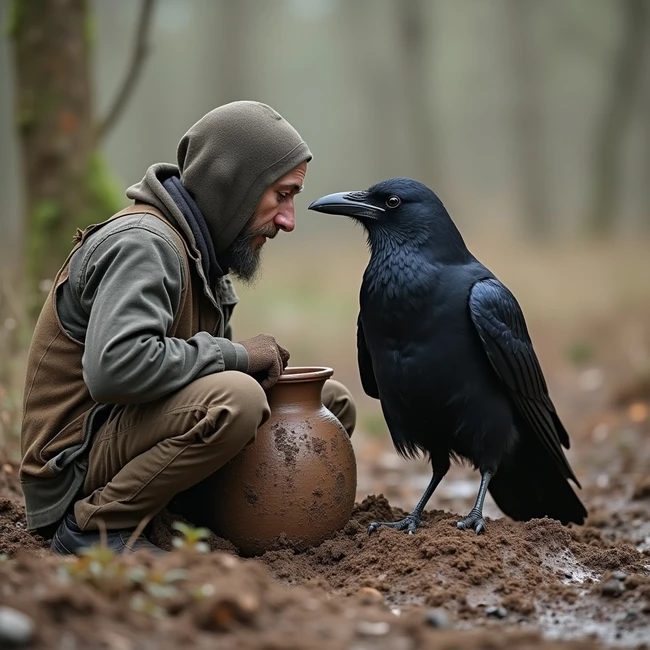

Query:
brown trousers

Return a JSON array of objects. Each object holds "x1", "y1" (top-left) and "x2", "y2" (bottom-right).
[{"x1": 74, "y1": 372, "x2": 356, "y2": 531}]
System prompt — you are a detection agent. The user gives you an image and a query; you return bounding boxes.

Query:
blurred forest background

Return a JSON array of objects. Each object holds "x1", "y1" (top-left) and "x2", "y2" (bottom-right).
[{"x1": 1, "y1": 0, "x2": 649, "y2": 481}]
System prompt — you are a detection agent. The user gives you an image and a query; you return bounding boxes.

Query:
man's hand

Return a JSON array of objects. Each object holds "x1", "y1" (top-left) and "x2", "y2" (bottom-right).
[{"x1": 238, "y1": 334, "x2": 290, "y2": 389}]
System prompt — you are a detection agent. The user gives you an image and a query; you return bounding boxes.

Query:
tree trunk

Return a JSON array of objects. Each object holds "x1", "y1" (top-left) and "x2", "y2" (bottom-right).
[
  {"x1": 586, "y1": 0, "x2": 648, "y2": 236},
  {"x1": 395, "y1": 0, "x2": 444, "y2": 189},
  {"x1": 640, "y1": 10, "x2": 650, "y2": 233},
  {"x1": 505, "y1": 0, "x2": 549, "y2": 239},
  {"x1": 218, "y1": 0, "x2": 250, "y2": 102},
  {"x1": 8, "y1": 0, "x2": 154, "y2": 313},
  {"x1": 344, "y1": 0, "x2": 406, "y2": 181},
  {"x1": 645, "y1": 79, "x2": 650, "y2": 233}
]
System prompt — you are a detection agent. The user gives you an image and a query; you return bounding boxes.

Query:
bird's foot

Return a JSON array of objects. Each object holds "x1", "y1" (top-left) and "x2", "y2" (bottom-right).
[
  {"x1": 368, "y1": 513, "x2": 422, "y2": 536},
  {"x1": 456, "y1": 508, "x2": 486, "y2": 534}
]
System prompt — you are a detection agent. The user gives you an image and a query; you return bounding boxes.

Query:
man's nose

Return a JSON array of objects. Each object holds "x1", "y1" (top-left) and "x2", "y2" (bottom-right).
[{"x1": 274, "y1": 202, "x2": 295, "y2": 232}]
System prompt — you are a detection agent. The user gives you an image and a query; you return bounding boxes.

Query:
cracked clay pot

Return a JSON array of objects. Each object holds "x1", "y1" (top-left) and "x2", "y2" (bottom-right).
[{"x1": 188, "y1": 366, "x2": 357, "y2": 557}]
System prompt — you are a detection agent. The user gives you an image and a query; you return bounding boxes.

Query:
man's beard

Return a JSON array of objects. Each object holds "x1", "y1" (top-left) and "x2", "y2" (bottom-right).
[{"x1": 222, "y1": 223, "x2": 277, "y2": 284}]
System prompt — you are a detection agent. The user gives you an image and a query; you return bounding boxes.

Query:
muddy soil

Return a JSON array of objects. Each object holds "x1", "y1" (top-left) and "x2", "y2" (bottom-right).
[{"x1": 1, "y1": 343, "x2": 650, "y2": 649}]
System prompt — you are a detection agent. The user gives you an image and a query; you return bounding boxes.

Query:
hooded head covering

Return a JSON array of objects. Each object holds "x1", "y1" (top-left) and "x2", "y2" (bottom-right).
[
  {"x1": 127, "y1": 100, "x2": 312, "y2": 254},
  {"x1": 177, "y1": 101, "x2": 311, "y2": 253}
]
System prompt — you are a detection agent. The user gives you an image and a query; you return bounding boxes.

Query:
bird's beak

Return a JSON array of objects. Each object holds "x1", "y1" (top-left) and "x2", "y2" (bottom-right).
[{"x1": 308, "y1": 191, "x2": 384, "y2": 220}]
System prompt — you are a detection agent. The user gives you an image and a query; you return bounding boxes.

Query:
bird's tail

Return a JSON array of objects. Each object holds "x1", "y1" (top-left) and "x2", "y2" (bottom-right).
[{"x1": 487, "y1": 441, "x2": 587, "y2": 525}]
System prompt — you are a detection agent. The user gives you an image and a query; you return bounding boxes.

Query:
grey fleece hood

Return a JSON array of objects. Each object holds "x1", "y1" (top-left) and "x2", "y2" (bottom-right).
[{"x1": 126, "y1": 100, "x2": 312, "y2": 254}]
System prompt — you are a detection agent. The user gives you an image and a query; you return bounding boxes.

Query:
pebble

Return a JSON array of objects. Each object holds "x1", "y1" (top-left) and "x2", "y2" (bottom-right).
[
  {"x1": 218, "y1": 555, "x2": 239, "y2": 569},
  {"x1": 0, "y1": 607, "x2": 34, "y2": 646},
  {"x1": 425, "y1": 608, "x2": 451, "y2": 629},
  {"x1": 485, "y1": 606, "x2": 507, "y2": 619},
  {"x1": 612, "y1": 571, "x2": 628, "y2": 582},
  {"x1": 357, "y1": 621, "x2": 390, "y2": 637},
  {"x1": 357, "y1": 587, "x2": 384, "y2": 603},
  {"x1": 600, "y1": 578, "x2": 625, "y2": 596}
]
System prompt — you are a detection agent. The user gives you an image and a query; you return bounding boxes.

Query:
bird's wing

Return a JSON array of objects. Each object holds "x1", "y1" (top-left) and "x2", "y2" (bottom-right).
[
  {"x1": 357, "y1": 313, "x2": 380, "y2": 399},
  {"x1": 468, "y1": 277, "x2": 578, "y2": 482}
]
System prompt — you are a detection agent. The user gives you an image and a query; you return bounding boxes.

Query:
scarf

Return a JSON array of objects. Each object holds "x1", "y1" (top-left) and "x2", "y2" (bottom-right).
[{"x1": 162, "y1": 175, "x2": 219, "y2": 286}]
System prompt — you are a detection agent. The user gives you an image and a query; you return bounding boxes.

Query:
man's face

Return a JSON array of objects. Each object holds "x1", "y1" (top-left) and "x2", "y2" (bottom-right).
[{"x1": 225, "y1": 162, "x2": 307, "y2": 283}]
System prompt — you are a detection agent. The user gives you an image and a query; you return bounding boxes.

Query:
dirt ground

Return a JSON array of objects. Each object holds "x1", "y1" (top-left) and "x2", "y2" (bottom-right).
[{"x1": 1, "y1": 319, "x2": 649, "y2": 649}]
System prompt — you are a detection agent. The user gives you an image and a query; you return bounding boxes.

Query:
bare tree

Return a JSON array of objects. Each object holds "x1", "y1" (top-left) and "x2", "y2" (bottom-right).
[
  {"x1": 343, "y1": 0, "x2": 405, "y2": 180},
  {"x1": 640, "y1": 11, "x2": 650, "y2": 233},
  {"x1": 8, "y1": 0, "x2": 156, "y2": 307},
  {"x1": 217, "y1": 0, "x2": 250, "y2": 102},
  {"x1": 586, "y1": 0, "x2": 649, "y2": 236},
  {"x1": 505, "y1": 0, "x2": 549, "y2": 239},
  {"x1": 394, "y1": 0, "x2": 445, "y2": 189},
  {"x1": 98, "y1": 0, "x2": 157, "y2": 140}
]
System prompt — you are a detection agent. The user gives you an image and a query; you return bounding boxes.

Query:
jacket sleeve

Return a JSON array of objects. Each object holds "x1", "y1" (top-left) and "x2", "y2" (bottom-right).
[{"x1": 74, "y1": 225, "x2": 249, "y2": 405}]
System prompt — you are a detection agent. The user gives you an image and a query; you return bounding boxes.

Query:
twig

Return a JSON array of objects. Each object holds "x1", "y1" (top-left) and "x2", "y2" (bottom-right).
[
  {"x1": 125, "y1": 513, "x2": 154, "y2": 553},
  {"x1": 98, "y1": 518, "x2": 108, "y2": 549},
  {"x1": 97, "y1": 0, "x2": 157, "y2": 141}
]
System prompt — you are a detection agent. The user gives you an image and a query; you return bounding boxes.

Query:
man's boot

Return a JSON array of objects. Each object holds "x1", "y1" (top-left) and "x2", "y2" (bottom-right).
[{"x1": 50, "y1": 513, "x2": 167, "y2": 556}]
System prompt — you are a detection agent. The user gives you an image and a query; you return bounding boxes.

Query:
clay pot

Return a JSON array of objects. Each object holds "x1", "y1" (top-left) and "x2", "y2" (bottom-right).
[{"x1": 186, "y1": 366, "x2": 357, "y2": 557}]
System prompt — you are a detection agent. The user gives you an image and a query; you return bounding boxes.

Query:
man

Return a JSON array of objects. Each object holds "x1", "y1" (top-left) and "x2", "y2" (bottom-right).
[{"x1": 19, "y1": 101, "x2": 357, "y2": 555}]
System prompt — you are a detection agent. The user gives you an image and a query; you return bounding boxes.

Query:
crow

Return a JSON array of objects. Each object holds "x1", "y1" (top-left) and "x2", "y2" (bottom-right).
[{"x1": 308, "y1": 178, "x2": 587, "y2": 535}]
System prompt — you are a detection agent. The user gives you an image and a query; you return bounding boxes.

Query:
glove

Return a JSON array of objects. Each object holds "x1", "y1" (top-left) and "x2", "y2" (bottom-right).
[{"x1": 238, "y1": 333, "x2": 290, "y2": 390}]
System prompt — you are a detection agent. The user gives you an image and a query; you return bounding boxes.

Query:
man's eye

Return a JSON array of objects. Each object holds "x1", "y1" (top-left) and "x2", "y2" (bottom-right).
[{"x1": 277, "y1": 192, "x2": 288, "y2": 201}]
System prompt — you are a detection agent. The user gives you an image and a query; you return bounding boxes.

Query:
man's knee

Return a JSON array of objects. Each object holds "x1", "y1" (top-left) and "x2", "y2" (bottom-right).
[
  {"x1": 193, "y1": 371, "x2": 271, "y2": 448},
  {"x1": 322, "y1": 379, "x2": 357, "y2": 437}
]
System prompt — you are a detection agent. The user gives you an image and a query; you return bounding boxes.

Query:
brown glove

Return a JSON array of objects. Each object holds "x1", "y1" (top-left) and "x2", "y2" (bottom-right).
[{"x1": 238, "y1": 333, "x2": 290, "y2": 390}]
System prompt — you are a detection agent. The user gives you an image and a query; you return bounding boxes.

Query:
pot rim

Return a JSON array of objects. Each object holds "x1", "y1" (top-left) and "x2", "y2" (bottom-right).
[{"x1": 277, "y1": 366, "x2": 334, "y2": 382}]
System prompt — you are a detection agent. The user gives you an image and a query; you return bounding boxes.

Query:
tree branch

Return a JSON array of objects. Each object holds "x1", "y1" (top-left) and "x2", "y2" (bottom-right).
[
  {"x1": 97, "y1": 0, "x2": 157, "y2": 141},
  {"x1": 586, "y1": 0, "x2": 648, "y2": 235}
]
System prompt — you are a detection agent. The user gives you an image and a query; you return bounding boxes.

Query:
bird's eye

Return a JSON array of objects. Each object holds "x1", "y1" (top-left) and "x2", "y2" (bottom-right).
[{"x1": 386, "y1": 196, "x2": 401, "y2": 209}]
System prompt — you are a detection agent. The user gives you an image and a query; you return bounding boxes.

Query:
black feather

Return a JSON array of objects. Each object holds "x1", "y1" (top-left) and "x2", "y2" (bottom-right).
[{"x1": 309, "y1": 177, "x2": 587, "y2": 528}]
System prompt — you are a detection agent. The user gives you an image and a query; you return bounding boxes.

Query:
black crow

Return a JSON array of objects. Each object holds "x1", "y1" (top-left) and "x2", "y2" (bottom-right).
[{"x1": 308, "y1": 178, "x2": 587, "y2": 535}]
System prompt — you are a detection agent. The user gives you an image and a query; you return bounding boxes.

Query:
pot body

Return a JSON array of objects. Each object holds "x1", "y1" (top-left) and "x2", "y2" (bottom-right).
[{"x1": 186, "y1": 366, "x2": 357, "y2": 556}]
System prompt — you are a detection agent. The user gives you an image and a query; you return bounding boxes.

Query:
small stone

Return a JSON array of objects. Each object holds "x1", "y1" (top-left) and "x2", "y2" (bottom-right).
[
  {"x1": 357, "y1": 587, "x2": 384, "y2": 603},
  {"x1": 357, "y1": 621, "x2": 390, "y2": 637},
  {"x1": 425, "y1": 608, "x2": 451, "y2": 629},
  {"x1": 235, "y1": 593, "x2": 259, "y2": 617},
  {"x1": 564, "y1": 572, "x2": 573, "y2": 579},
  {"x1": 197, "y1": 584, "x2": 215, "y2": 598},
  {"x1": 203, "y1": 593, "x2": 259, "y2": 631},
  {"x1": 0, "y1": 607, "x2": 35, "y2": 646},
  {"x1": 623, "y1": 611, "x2": 637, "y2": 622},
  {"x1": 485, "y1": 606, "x2": 507, "y2": 619},
  {"x1": 600, "y1": 579, "x2": 625, "y2": 596},
  {"x1": 612, "y1": 571, "x2": 628, "y2": 582},
  {"x1": 218, "y1": 555, "x2": 239, "y2": 569}
]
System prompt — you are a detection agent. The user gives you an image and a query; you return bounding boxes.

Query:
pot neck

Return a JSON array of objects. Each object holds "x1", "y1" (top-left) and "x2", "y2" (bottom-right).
[{"x1": 266, "y1": 378, "x2": 326, "y2": 410}]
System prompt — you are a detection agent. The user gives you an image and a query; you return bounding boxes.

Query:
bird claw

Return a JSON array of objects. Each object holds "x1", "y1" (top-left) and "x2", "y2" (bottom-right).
[
  {"x1": 457, "y1": 509, "x2": 486, "y2": 534},
  {"x1": 368, "y1": 514, "x2": 422, "y2": 536}
]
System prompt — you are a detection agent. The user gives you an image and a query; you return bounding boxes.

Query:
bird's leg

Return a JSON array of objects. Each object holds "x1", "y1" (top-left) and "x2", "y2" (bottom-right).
[
  {"x1": 457, "y1": 470, "x2": 493, "y2": 534},
  {"x1": 368, "y1": 471, "x2": 445, "y2": 536}
]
